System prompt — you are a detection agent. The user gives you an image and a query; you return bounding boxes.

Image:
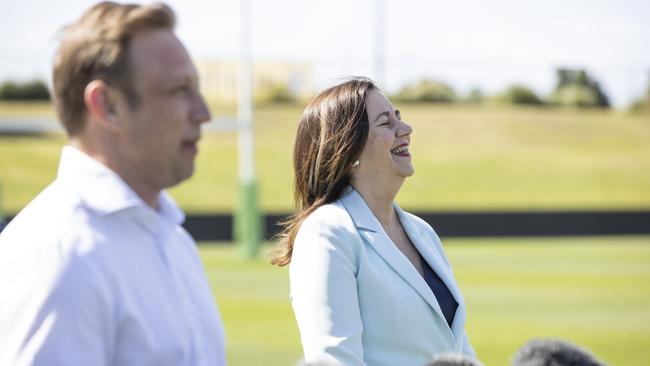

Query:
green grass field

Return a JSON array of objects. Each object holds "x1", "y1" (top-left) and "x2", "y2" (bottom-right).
[
  {"x1": 2, "y1": 103, "x2": 649, "y2": 364},
  {"x1": 0, "y1": 101, "x2": 55, "y2": 117},
  {"x1": 1, "y1": 103, "x2": 649, "y2": 213},
  {"x1": 203, "y1": 236, "x2": 650, "y2": 366}
]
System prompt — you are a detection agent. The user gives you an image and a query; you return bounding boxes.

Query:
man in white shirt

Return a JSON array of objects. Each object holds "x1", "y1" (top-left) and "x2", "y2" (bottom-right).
[{"x1": 0, "y1": 2, "x2": 226, "y2": 365}]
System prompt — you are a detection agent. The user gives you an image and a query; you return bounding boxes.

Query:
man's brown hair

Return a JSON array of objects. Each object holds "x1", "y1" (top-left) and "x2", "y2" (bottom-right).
[{"x1": 52, "y1": 1, "x2": 175, "y2": 135}]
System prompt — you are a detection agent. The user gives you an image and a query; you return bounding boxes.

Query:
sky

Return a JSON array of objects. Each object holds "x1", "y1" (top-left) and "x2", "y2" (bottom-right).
[{"x1": 1, "y1": 0, "x2": 649, "y2": 107}]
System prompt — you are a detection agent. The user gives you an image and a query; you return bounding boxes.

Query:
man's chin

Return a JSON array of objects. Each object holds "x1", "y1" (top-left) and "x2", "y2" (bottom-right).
[
  {"x1": 165, "y1": 164, "x2": 195, "y2": 189},
  {"x1": 178, "y1": 166, "x2": 195, "y2": 183}
]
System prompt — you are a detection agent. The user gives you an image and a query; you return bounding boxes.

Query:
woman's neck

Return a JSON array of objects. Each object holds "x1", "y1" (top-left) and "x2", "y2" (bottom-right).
[{"x1": 351, "y1": 178, "x2": 403, "y2": 227}]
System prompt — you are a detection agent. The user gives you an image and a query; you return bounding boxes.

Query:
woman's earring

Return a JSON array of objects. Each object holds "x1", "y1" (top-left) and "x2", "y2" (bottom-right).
[{"x1": 352, "y1": 160, "x2": 360, "y2": 168}]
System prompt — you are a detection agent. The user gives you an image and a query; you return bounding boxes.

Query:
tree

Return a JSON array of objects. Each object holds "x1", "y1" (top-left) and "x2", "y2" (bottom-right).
[
  {"x1": 548, "y1": 69, "x2": 609, "y2": 108},
  {"x1": 496, "y1": 85, "x2": 543, "y2": 105},
  {"x1": 392, "y1": 79, "x2": 457, "y2": 103},
  {"x1": 0, "y1": 80, "x2": 50, "y2": 100}
]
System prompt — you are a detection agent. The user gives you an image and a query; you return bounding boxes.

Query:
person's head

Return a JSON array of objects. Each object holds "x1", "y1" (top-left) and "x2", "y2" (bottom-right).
[
  {"x1": 350, "y1": 85, "x2": 414, "y2": 191},
  {"x1": 272, "y1": 77, "x2": 412, "y2": 266},
  {"x1": 53, "y1": 2, "x2": 210, "y2": 204},
  {"x1": 292, "y1": 77, "x2": 376, "y2": 212},
  {"x1": 512, "y1": 338, "x2": 607, "y2": 366},
  {"x1": 428, "y1": 353, "x2": 483, "y2": 366}
]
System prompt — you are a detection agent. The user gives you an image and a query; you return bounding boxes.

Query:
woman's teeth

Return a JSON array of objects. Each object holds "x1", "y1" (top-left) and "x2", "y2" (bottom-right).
[{"x1": 391, "y1": 145, "x2": 408, "y2": 155}]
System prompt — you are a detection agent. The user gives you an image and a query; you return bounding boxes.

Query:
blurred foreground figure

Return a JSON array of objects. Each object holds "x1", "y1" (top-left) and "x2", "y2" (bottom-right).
[
  {"x1": 295, "y1": 354, "x2": 483, "y2": 366},
  {"x1": 428, "y1": 353, "x2": 483, "y2": 366},
  {"x1": 512, "y1": 338, "x2": 607, "y2": 366},
  {"x1": 0, "y1": 2, "x2": 225, "y2": 365}
]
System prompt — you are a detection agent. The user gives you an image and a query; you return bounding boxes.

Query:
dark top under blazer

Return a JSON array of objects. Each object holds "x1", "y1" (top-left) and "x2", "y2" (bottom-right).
[{"x1": 422, "y1": 258, "x2": 459, "y2": 328}]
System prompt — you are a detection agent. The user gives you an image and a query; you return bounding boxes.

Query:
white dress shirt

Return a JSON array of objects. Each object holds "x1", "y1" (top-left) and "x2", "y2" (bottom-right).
[{"x1": 0, "y1": 146, "x2": 226, "y2": 366}]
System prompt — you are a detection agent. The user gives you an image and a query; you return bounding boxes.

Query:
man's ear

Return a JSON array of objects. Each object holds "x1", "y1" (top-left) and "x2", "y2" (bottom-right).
[{"x1": 84, "y1": 80, "x2": 125, "y2": 132}]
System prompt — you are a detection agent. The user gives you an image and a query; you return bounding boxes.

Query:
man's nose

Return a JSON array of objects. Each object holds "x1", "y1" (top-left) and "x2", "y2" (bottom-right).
[{"x1": 193, "y1": 92, "x2": 211, "y2": 124}]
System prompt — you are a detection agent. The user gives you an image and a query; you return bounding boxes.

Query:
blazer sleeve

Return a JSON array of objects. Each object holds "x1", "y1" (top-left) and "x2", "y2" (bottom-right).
[{"x1": 289, "y1": 207, "x2": 366, "y2": 366}]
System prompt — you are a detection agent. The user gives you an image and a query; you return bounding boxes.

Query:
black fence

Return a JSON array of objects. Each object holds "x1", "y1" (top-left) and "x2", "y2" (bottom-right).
[
  {"x1": 2, "y1": 211, "x2": 649, "y2": 242},
  {"x1": 182, "y1": 210, "x2": 650, "y2": 242}
]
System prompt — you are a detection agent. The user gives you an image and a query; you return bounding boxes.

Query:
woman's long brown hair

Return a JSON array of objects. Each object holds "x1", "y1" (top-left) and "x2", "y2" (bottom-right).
[{"x1": 272, "y1": 77, "x2": 376, "y2": 266}]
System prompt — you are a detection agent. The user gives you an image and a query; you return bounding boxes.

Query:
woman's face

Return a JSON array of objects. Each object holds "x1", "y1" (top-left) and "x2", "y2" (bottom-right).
[{"x1": 353, "y1": 89, "x2": 414, "y2": 185}]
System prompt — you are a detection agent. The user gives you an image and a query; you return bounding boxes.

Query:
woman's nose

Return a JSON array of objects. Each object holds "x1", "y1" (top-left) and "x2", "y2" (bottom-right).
[{"x1": 398, "y1": 120, "x2": 413, "y2": 136}]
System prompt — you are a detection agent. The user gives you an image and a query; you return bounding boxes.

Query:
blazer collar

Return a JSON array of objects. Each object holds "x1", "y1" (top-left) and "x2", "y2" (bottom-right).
[
  {"x1": 339, "y1": 186, "x2": 462, "y2": 340},
  {"x1": 339, "y1": 186, "x2": 381, "y2": 233}
]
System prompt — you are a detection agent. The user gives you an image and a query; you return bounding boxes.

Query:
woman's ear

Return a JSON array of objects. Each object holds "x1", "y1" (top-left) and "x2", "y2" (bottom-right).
[{"x1": 83, "y1": 80, "x2": 124, "y2": 132}]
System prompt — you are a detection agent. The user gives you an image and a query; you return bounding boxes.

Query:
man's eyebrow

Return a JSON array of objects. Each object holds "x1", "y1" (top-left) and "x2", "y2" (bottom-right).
[{"x1": 374, "y1": 111, "x2": 390, "y2": 123}]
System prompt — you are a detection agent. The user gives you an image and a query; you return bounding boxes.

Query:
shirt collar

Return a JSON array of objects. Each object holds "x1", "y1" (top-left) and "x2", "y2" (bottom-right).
[{"x1": 56, "y1": 146, "x2": 185, "y2": 227}]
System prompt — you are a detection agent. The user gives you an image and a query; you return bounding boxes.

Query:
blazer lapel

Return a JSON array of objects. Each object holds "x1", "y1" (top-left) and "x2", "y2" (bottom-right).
[
  {"x1": 339, "y1": 188, "x2": 450, "y2": 331},
  {"x1": 395, "y1": 204, "x2": 467, "y2": 341}
]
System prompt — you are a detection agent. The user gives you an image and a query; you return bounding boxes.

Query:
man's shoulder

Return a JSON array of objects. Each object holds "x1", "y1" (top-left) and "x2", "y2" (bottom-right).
[
  {"x1": 3, "y1": 180, "x2": 71, "y2": 224},
  {"x1": 0, "y1": 180, "x2": 91, "y2": 247}
]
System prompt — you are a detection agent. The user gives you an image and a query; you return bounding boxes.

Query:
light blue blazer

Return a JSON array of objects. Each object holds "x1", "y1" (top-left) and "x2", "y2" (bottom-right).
[{"x1": 290, "y1": 187, "x2": 475, "y2": 366}]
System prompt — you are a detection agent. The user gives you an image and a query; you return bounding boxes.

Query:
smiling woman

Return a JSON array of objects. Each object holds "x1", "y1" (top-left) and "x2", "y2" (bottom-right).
[{"x1": 273, "y1": 77, "x2": 477, "y2": 366}]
